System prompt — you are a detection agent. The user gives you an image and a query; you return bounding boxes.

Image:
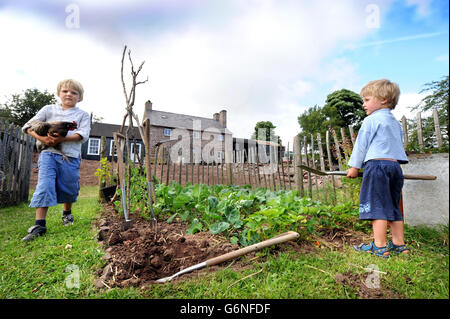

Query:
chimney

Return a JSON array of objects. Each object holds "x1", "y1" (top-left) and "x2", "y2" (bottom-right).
[
  {"x1": 213, "y1": 113, "x2": 220, "y2": 121},
  {"x1": 145, "y1": 100, "x2": 153, "y2": 112},
  {"x1": 143, "y1": 100, "x2": 152, "y2": 121},
  {"x1": 219, "y1": 110, "x2": 227, "y2": 128}
]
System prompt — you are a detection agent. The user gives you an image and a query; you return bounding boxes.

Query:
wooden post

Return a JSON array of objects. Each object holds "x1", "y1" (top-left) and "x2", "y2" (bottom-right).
[
  {"x1": 237, "y1": 151, "x2": 242, "y2": 186},
  {"x1": 280, "y1": 149, "x2": 287, "y2": 190},
  {"x1": 166, "y1": 148, "x2": 171, "y2": 185},
  {"x1": 311, "y1": 134, "x2": 320, "y2": 195},
  {"x1": 317, "y1": 133, "x2": 327, "y2": 202},
  {"x1": 99, "y1": 136, "x2": 107, "y2": 189},
  {"x1": 286, "y1": 142, "x2": 292, "y2": 190},
  {"x1": 340, "y1": 127, "x2": 349, "y2": 163},
  {"x1": 417, "y1": 112, "x2": 424, "y2": 152},
  {"x1": 277, "y1": 157, "x2": 282, "y2": 190},
  {"x1": 303, "y1": 136, "x2": 312, "y2": 199},
  {"x1": 433, "y1": 108, "x2": 443, "y2": 149},
  {"x1": 401, "y1": 116, "x2": 408, "y2": 149},
  {"x1": 331, "y1": 128, "x2": 343, "y2": 170},
  {"x1": 255, "y1": 147, "x2": 262, "y2": 189},
  {"x1": 172, "y1": 159, "x2": 176, "y2": 183},
  {"x1": 326, "y1": 131, "x2": 337, "y2": 205},
  {"x1": 226, "y1": 149, "x2": 233, "y2": 186},
  {"x1": 202, "y1": 160, "x2": 205, "y2": 184},
  {"x1": 191, "y1": 158, "x2": 194, "y2": 185},
  {"x1": 252, "y1": 147, "x2": 258, "y2": 188},
  {"x1": 348, "y1": 125, "x2": 356, "y2": 146},
  {"x1": 216, "y1": 160, "x2": 220, "y2": 185},
  {"x1": 8, "y1": 128, "x2": 19, "y2": 203},
  {"x1": 293, "y1": 135, "x2": 303, "y2": 197},
  {"x1": 250, "y1": 148, "x2": 257, "y2": 188},
  {"x1": 178, "y1": 157, "x2": 182, "y2": 185},
  {"x1": 159, "y1": 147, "x2": 164, "y2": 182},
  {"x1": 207, "y1": 161, "x2": 210, "y2": 186},
  {"x1": 155, "y1": 146, "x2": 160, "y2": 182},
  {"x1": 243, "y1": 149, "x2": 250, "y2": 186}
]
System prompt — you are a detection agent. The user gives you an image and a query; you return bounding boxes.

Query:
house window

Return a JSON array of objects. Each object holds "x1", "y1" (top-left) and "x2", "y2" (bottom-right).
[
  {"x1": 87, "y1": 138, "x2": 100, "y2": 155},
  {"x1": 130, "y1": 143, "x2": 142, "y2": 162},
  {"x1": 218, "y1": 134, "x2": 224, "y2": 141},
  {"x1": 193, "y1": 131, "x2": 201, "y2": 139},
  {"x1": 164, "y1": 128, "x2": 171, "y2": 137},
  {"x1": 109, "y1": 140, "x2": 117, "y2": 157}
]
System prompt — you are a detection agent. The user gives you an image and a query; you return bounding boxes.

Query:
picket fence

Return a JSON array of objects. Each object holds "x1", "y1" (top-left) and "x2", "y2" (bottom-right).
[
  {"x1": 105, "y1": 108, "x2": 445, "y2": 206},
  {"x1": 0, "y1": 120, "x2": 34, "y2": 207}
]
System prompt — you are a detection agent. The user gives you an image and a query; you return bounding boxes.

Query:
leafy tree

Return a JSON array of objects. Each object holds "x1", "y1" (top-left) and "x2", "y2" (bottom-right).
[
  {"x1": 251, "y1": 121, "x2": 282, "y2": 145},
  {"x1": 297, "y1": 89, "x2": 365, "y2": 142},
  {"x1": 410, "y1": 75, "x2": 449, "y2": 147},
  {"x1": 322, "y1": 89, "x2": 365, "y2": 131},
  {"x1": 297, "y1": 105, "x2": 327, "y2": 139},
  {"x1": 0, "y1": 88, "x2": 57, "y2": 126}
]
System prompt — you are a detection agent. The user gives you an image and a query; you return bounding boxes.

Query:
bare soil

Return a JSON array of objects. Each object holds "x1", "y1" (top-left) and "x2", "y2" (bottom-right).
[
  {"x1": 92, "y1": 206, "x2": 401, "y2": 298},
  {"x1": 93, "y1": 203, "x2": 244, "y2": 289}
]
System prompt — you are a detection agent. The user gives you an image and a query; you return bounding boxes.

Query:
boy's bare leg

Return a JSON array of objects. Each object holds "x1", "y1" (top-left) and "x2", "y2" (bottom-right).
[
  {"x1": 372, "y1": 219, "x2": 388, "y2": 247},
  {"x1": 36, "y1": 207, "x2": 49, "y2": 220},
  {"x1": 390, "y1": 220, "x2": 408, "y2": 253},
  {"x1": 64, "y1": 203, "x2": 72, "y2": 211}
]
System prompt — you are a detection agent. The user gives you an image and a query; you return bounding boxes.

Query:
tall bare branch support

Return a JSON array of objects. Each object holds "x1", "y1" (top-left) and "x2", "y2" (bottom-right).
[{"x1": 119, "y1": 45, "x2": 149, "y2": 214}]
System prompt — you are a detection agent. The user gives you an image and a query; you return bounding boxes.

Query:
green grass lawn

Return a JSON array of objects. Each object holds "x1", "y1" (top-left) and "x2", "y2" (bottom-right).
[{"x1": 0, "y1": 186, "x2": 448, "y2": 299}]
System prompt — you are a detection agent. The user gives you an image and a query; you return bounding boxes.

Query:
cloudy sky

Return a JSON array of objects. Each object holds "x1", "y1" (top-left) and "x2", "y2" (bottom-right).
[{"x1": 0, "y1": 0, "x2": 448, "y2": 146}]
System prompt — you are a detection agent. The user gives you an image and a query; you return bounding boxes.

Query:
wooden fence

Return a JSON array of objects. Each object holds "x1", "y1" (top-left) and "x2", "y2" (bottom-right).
[
  {"x1": 107, "y1": 108, "x2": 445, "y2": 206},
  {"x1": 105, "y1": 138, "x2": 296, "y2": 192},
  {"x1": 292, "y1": 108, "x2": 447, "y2": 203},
  {"x1": 401, "y1": 109, "x2": 445, "y2": 150},
  {"x1": 0, "y1": 120, "x2": 35, "y2": 207}
]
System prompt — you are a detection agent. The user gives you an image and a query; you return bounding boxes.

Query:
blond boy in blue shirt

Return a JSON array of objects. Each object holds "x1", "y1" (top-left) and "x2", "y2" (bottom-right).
[
  {"x1": 22, "y1": 79, "x2": 90, "y2": 241},
  {"x1": 347, "y1": 79, "x2": 410, "y2": 257}
]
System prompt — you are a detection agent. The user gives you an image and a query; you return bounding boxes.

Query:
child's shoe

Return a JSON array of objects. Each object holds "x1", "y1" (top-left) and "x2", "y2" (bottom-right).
[
  {"x1": 62, "y1": 212, "x2": 74, "y2": 226},
  {"x1": 353, "y1": 241, "x2": 390, "y2": 258},
  {"x1": 387, "y1": 240, "x2": 410, "y2": 254},
  {"x1": 22, "y1": 225, "x2": 47, "y2": 242}
]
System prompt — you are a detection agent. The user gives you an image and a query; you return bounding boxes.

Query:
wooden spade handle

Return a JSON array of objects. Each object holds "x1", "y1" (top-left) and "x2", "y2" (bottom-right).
[
  {"x1": 403, "y1": 174, "x2": 436, "y2": 180},
  {"x1": 204, "y1": 231, "x2": 299, "y2": 267},
  {"x1": 331, "y1": 171, "x2": 436, "y2": 180}
]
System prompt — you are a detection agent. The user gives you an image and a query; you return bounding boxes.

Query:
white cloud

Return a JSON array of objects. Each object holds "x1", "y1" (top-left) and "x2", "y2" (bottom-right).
[
  {"x1": 1, "y1": 1, "x2": 378, "y2": 146},
  {"x1": 392, "y1": 92, "x2": 428, "y2": 120},
  {"x1": 0, "y1": 9, "x2": 124, "y2": 121},
  {"x1": 436, "y1": 54, "x2": 449, "y2": 65},
  {"x1": 406, "y1": 0, "x2": 433, "y2": 17}
]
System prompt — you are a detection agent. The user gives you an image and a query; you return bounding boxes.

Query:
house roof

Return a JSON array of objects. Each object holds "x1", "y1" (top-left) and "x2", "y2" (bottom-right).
[
  {"x1": 144, "y1": 110, "x2": 227, "y2": 133},
  {"x1": 90, "y1": 122, "x2": 142, "y2": 139}
]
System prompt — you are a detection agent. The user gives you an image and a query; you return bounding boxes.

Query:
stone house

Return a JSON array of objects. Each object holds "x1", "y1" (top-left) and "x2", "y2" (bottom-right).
[
  {"x1": 83, "y1": 101, "x2": 232, "y2": 163},
  {"x1": 142, "y1": 100, "x2": 232, "y2": 164}
]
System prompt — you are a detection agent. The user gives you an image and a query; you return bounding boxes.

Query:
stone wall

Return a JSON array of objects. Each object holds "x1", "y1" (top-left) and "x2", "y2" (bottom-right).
[{"x1": 401, "y1": 153, "x2": 449, "y2": 227}]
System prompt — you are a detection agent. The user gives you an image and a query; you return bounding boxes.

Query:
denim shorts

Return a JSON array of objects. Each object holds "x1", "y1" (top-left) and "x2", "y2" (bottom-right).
[
  {"x1": 30, "y1": 152, "x2": 81, "y2": 208},
  {"x1": 358, "y1": 160, "x2": 404, "y2": 221}
]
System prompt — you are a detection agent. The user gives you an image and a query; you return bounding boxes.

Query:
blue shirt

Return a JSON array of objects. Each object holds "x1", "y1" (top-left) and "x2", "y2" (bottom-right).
[{"x1": 348, "y1": 108, "x2": 408, "y2": 169}]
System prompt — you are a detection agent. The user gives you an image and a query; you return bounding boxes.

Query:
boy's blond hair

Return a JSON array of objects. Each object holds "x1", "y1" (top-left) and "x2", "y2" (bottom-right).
[
  {"x1": 57, "y1": 79, "x2": 84, "y2": 102},
  {"x1": 360, "y1": 79, "x2": 400, "y2": 109}
]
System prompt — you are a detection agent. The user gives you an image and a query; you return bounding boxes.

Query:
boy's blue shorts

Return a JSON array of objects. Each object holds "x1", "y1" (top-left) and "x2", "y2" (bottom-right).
[
  {"x1": 358, "y1": 160, "x2": 404, "y2": 221},
  {"x1": 30, "y1": 152, "x2": 81, "y2": 208}
]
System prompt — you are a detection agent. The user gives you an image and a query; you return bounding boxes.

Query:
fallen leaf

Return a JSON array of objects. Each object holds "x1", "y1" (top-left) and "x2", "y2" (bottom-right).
[{"x1": 32, "y1": 283, "x2": 44, "y2": 293}]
